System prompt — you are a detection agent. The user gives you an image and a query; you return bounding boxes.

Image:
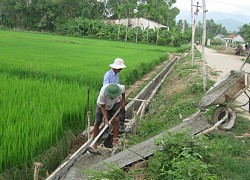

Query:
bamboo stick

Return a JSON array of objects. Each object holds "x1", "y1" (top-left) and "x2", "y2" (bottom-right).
[{"x1": 90, "y1": 107, "x2": 121, "y2": 147}]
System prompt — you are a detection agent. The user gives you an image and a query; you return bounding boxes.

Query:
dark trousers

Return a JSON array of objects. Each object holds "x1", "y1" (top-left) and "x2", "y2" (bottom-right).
[{"x1": 119, "y1": 107, "x2": 126, "y2": 132}]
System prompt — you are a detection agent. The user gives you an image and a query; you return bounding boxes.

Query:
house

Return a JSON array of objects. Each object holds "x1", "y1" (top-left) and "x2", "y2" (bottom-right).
[
  {"x1": 104, "y1": 17, "x2": 169, "y2": 30},
  {"x1": 227, "y1": 34, "x2": 245, "y2": 43},
  {"x1": 214, "y1": 34, "x2": 227, "y2": 43}
]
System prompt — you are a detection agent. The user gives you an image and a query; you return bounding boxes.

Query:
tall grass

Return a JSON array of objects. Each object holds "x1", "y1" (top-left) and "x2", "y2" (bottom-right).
[{"x1": 0, "y1": 73, "x2": 98, "y2": 172}]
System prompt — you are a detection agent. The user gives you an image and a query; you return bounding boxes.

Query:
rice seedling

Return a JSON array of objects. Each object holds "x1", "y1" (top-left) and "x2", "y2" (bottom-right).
[{"x1": 0, "y1": 73, "x2": 98, "y2": 172}]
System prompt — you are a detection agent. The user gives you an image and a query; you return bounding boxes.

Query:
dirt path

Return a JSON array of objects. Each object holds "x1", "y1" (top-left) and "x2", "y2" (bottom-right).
[{"x1": 204, "y1": 47, "x2": 250, "y2": 117}]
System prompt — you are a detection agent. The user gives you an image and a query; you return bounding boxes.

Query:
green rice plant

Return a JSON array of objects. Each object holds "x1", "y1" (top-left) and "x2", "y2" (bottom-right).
[
  {"x1": 0, "y1": 29, "x2": 177, "y2": 88},
  {"x1": 0, "y1": 73, "x2": 98, "y2": 173}
]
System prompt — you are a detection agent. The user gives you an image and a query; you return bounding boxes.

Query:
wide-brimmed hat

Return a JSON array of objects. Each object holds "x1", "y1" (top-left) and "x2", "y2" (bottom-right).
[
  {"x1": 105, "y1": 83, "x2": 121, "y2": 98},
  {"x1": 109, "y1": 58, "x2": 126, "y2": 69}
]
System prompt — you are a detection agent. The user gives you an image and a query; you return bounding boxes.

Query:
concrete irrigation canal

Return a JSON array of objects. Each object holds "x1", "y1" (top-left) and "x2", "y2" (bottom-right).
[{"x1": 46, "y1": 55, "x2": 212, "y2": 180}]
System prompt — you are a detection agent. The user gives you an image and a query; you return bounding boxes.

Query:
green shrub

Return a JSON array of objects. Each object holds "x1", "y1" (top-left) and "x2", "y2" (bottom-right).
[{"x1": 147, "y1": 131, "x2": 217, "y2": 180}]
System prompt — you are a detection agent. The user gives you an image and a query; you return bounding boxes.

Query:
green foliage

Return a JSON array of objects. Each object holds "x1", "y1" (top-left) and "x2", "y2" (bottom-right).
[
  {"x1": 239, "y1": 23, "x2": 250, "y2": 42},
  {"x1": 196, "y1": 20, "x2": 229, "y2": 42},
  {"x1": 56, "y1": 17, "x2": 191, "y2": 47},
  {"x1": 1, "y1": 131, "x2": 76, "y2": 180},
  {"x1": 176, "y1": 44, "x2": 190, "y2": 53},
  {"x1": 186, "y1": 80, "x2": 204, "y2": 94},
  {"x1": 83, "y1": 162, "x2": 131, "y2": 180},
  {"x1": 147, "y1": 131, "x2": 216, "y2": 180},
  {"x1": 212, "y1": 38, "x2": 224, "y2": 46}
]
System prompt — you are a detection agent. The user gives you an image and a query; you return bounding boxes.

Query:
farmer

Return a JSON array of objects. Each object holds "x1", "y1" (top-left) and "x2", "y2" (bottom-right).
[
  {"x1": 103, "y1": 57, "x2": 126, "y2": 85},
  {"x1": 103, "y1": 58, "x2": 126, "y2": 133},
  {"x1": 93, "y1": 83, "x2": 125, "y2": 148},
  {"x1": 235, "y1": 44, "x2": 243, "y2": 55},
  {"x1": 245, "y1": 43, "x2": 249, "y2": 51}
]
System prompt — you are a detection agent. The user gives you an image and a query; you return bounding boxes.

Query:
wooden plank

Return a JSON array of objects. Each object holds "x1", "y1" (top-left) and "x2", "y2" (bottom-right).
[{"x1": 88, "y1": 111, "x2": 211, "y2": 172}]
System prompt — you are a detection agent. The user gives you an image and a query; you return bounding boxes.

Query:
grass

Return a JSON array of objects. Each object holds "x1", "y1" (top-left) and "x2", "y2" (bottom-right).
[{"x1": 203, "y1": 114, "x2": 250, "y2": 179}]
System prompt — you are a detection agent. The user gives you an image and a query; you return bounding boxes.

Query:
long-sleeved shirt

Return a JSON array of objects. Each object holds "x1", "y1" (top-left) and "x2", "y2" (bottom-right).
[{"x1": 103, "y1": 69, "x2": 119, "y2": 85}]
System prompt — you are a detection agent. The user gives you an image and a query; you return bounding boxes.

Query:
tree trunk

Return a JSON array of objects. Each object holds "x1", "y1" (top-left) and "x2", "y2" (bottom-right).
[
  {"x1": 125, "y1": 26, "x2": 128, "y2": 42},
  {"x1": 136, "y1": 18, "x2": 139, "y2": 43},
  {"x1": 147, "y1": 20, "x2": 149, "y2": 43},
  {"x1": 118, "y1": 19, "x2": 121, "y2": 40}
]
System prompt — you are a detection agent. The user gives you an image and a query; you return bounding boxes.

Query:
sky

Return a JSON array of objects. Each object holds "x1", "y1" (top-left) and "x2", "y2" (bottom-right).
[{"x1": 174, "y1": 0, "x2": 250, "y2": 23}]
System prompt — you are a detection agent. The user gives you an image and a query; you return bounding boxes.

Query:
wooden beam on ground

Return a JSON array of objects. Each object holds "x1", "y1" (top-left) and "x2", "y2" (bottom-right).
[{"x1": 88, "y1": 111, "x2": 211, "y2": 172}]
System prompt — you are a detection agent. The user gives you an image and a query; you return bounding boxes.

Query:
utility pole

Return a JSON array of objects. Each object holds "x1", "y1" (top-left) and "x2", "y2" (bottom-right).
[
  {"x1": 201, "y1": 0, "x2": 207, "y2": 91},
  {"x1": 191, "y1": 1, "x2": 201, "y2": 65}
]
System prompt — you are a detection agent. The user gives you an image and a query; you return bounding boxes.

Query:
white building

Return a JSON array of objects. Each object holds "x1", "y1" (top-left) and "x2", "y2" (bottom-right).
[
  {"x1": 227, "y1": 34, "x2": 245, "y2": 43},
  {"x1": 105, "y1": 18, "x2": 169, "y2": 30}
]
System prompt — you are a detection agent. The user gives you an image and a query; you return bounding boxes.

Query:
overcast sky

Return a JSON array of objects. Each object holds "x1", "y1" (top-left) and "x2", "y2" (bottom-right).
[{"x1": 174, "y1": 0, "x2": 250, "y2": 22}]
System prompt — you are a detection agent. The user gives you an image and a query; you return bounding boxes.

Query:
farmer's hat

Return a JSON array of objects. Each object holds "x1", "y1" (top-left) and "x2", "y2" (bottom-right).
[
  {"x1": 109, "y1": 58, "x2": 126, "y2": 69},
  {"x1": 105, "y1": 83, "x2": 121, "y2": 98}
]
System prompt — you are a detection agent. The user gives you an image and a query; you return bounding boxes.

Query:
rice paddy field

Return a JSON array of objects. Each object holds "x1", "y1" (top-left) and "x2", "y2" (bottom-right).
[{"x1": 0, "y1": 29, "x2": 179, "y2": 177}]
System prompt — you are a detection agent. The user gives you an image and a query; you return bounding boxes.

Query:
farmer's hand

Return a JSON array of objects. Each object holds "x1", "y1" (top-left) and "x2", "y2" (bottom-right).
[{"x1": 105, "y1": 119, "x2": 110, "y2": 126}]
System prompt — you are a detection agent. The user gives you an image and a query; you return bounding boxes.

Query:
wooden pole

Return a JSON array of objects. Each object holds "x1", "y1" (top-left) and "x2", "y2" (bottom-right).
[
  {"x1": 191, "y1": 1, "x2": 202, "y2": 65},
  {"x1": 87, "y1": 111, "x2": 91, "y2": 140},
  {"x1": 85, "y1": 87, "x2": 90, "y2": 141},
  {"x1": 90, "y1": 107, "x2": 121, "y2": 147},
  {"x1": 128, "y1": 98, "x2": 150, "y2": 102},
  {"x1": 33, "y1": 162, "x2": 43, "y2": 180},
  {"x1": 191, "y1": 0, "x2": 194, "y2": 65},
  {"x1": 195, "y1": 110, "x2": 228, "y2": 136},
  {"x1": 201, "y1": 0, "x2": 207, "y2": 91}
]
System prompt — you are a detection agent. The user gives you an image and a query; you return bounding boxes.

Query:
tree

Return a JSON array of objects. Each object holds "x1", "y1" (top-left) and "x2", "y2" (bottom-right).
[
  {"x1": 57, "y1": 0, "x2": 81, "y2": 20},
  {"x1": 33, "y1": 0, "x2": 59, "y2": 31},
  {"x1": 0, "y1": 0, "x2": 16, "y2": 27},
  {"x1": 78, "y1": 0, "x2": 106, "y2": 20},
  {"x1": 238, "y1": 23, "x2": 250, "y2": 43},
  {"x1": 196, "y1": 19, "x2": 229, "y2": 44}
]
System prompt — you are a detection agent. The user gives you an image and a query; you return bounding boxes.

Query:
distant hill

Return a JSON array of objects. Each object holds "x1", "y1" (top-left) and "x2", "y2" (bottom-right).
[
  {"x1": 176, "y1": 9, "x2": 248, "y2": 33},
  {"x1": 217, "y1": 19, "x2": 244, "y2": 33}
]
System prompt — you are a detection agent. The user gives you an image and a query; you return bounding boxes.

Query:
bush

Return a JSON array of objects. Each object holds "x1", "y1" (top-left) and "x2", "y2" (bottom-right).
[
  {"x1": 147, "y1": 131, "x2": 217, "y2": 180},
  {"x1": 56, "y1": 18, "x2": 191, "y2": 47},
  {"x1": 212, "y1": 38, "x2": 223, "y2": 46}
]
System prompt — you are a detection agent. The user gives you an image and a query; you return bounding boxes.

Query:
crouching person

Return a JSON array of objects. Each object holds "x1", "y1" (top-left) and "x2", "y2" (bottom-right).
[{"x1": 93, "y1": 83, "x2": 125, "y2": 148}]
